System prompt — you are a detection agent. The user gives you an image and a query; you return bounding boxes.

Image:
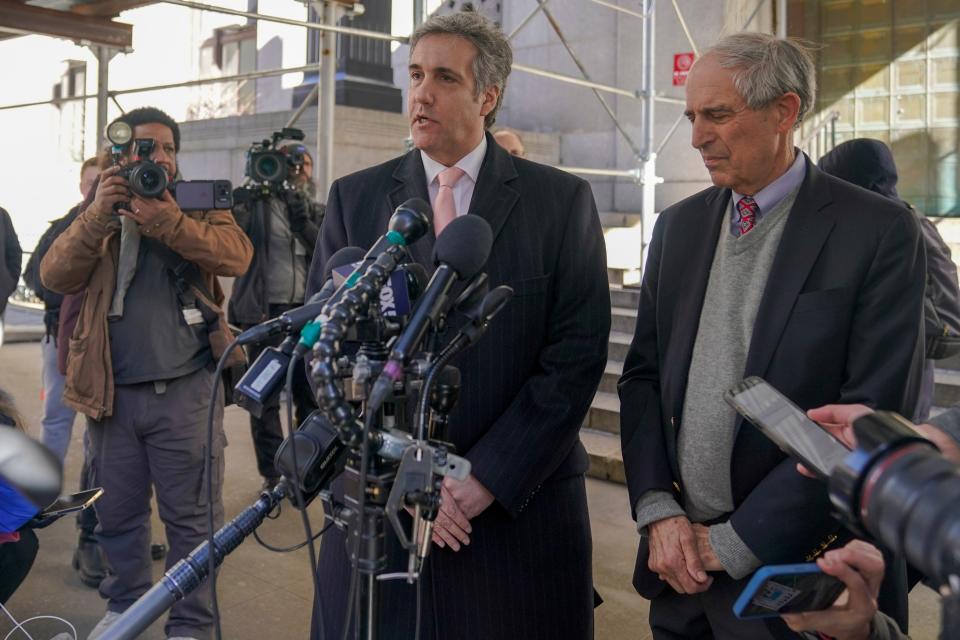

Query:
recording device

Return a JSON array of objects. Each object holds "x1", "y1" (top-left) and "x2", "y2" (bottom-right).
[
  {"x1": 274, "y1": 411, "x2": 345, "y2": 507},
  {"x1": 244, "y1": 127, "x2": 306, "y2": 186},
  {"x1": 829, "y1": 411, "x2": 960, "y2": 590},
  {"x1": 728, "y1": 377, "x2": 960, "y2": 637},
  {"x1": 104, "y1": 120, "x2": 233, "y2": 212},
  {"x1": 733, "y1": 563, "x2": 845, "y2": 619},
  {"x1": 724, "y1": 376, "x2": 851, "y2": 480},
  {"x1": 37, "y1": 487, "x2": 103, "y2": 519},
  {"x1": 233, "y1": 247, "x2": 367, "y2": 417}
]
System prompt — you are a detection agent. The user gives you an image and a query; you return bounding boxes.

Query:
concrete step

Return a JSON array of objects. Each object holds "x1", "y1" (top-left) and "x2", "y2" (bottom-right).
[
  {"x1": 582, "y1": 428, "x2": 625, "y2": 484},
  {"x1": 599, "y1": 360, "x2": 624, "y2": 395},
  {"x1": 585, "y1": 391, "x2": 620, "y2": 434},
  {"x1": 934, "y1": 368, "x2": 960, "y2": 407},
  {"x1": 937, "y1": 352, "x2": 960, "y2": 372},
  {"x1": 609, "y1": 284, "x2": 641, "y2": 309},
  {"x1": 612, "y1": 306, "x2": 638, "y2": 334},
  {"x1": 608, "y1": 268, "x2": 641, "y2": 287},
  {"x1": 608, "y1": 331, "x2": 633, "y2": 362}
]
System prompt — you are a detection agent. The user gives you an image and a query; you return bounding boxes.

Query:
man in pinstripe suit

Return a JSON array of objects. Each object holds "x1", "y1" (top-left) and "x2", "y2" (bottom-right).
[{"x1": 305, "y1": 10, "x2": 611, "y2": 640}]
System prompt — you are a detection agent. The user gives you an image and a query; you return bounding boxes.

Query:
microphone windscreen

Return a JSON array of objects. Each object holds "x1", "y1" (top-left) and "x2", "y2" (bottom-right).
[
  {"x1": 323, "y1": 246, "x2": 366, "y2": 281},
  {"x1": 437, "y1": 365, "x2": 461, "y2": 388},
  {"x1": 390, "y1": 198, "x2": 431, "y2": 245},
  {"x1": 433, "y1": 215, "x2": 492, "y2": 280}
]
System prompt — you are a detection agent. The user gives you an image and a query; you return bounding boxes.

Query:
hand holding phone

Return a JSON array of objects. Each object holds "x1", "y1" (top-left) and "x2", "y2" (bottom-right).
[
  {"x1": 781, "y1": 541, "x2": 885, "y2": 640},
  {"x1": 734, "y1": 563, "x2": 845, "y2": 619}
]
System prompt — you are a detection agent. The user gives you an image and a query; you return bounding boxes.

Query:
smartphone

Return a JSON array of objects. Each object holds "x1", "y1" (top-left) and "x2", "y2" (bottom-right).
[
  {"x1": 38, "y1": 488, "x2": 104, "y2": 519},
  {"x1": 734, "y1": 563, "x2": 845, "y2": 619},
  {"x1": 172, "y1": 180, "x2": 233, "y2": 211},
  {"x1": 724, "y1": 377, "x2": 851, "y2": 480}
]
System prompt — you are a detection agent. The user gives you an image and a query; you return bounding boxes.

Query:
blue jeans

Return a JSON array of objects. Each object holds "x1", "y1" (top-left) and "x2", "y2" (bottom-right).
[{"x1": 40, "y1": 337, "x2": 77, "y2": 462}]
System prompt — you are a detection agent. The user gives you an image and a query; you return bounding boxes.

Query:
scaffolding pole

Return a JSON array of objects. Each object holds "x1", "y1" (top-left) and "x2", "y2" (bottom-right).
[
  {"x1": 776, "y1": 0, "x2": 787, "y2": 37},
  {"x1": 93, "y1": 46, "x2": 117, "y2": 151},
  {"x1": 316, "y1": 0, "x2": 338, "y2": 196},
  {"x1": 507, "y1": 0, "x2": 552, "y2": 41},
  {"x1": 0, "y1": 0, "x2": 670, "y2": 189},
  {"x1": 534, "y1": 0, "x2": 642, "y2": 157},
  {"x1": 639, "y1": 0, "x2": 661, "y2": 266},
  {"x1": 0, "y1": 63, "x2": 323, "y2": 111}
]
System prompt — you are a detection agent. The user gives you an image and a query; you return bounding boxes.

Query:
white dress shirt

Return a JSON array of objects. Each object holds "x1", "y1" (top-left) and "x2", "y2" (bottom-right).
[{"x1": 420, "y1": 135, "x2": 487, "y2": 220}]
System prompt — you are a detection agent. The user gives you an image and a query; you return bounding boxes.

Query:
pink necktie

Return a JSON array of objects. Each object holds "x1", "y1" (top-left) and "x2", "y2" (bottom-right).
[{"x1": 434, "y1": 166, "x2": 466, "y2": 237}]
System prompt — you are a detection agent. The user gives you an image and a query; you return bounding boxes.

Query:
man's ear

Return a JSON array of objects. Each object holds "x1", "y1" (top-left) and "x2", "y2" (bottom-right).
[
  {"x1": 479, "y1": 85, "x2": 500, "y2": 118},
  {"x1": 775, "y1": 92, "x2": 802, "y2": 133}
]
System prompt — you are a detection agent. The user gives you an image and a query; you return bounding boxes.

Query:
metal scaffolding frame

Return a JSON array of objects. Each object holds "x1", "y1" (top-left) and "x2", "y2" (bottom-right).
[{"x1": 0, "y1": 0, "x2": 782, "y2": 258}]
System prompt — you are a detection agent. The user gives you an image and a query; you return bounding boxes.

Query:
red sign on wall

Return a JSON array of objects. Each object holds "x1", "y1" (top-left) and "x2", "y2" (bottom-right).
[{"x1": 673, "y1": 52, "x2": 695, "y2": 86}]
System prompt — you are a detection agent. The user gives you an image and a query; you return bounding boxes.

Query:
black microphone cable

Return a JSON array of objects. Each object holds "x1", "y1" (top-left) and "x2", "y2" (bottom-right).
[
  {"x1": 283, "y1": 351, "x2": 327, "y2": 640},
  {"x1": 203, "y1": 339, "x2": 243, "y2": 640}
]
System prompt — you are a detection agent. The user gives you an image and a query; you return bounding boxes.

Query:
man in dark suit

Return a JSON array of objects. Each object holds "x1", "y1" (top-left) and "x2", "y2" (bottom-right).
[
  {"x1": 305, "y1": 10, "x2": 610, "y2": 640},
  {"x1": 618, "y1": 33, "x2": 924, "y2": 638}
]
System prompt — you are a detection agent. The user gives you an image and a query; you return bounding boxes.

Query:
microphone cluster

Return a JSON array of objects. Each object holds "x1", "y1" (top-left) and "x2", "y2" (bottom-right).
[{"x1": 97, "y1": 195, "x2": 515, "y2": 640}]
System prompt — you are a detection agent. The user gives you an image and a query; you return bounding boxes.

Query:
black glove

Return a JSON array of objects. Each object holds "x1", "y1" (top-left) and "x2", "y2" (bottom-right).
[{"x1": 284, "y1": 191, "x2": 308, "y2": 232}]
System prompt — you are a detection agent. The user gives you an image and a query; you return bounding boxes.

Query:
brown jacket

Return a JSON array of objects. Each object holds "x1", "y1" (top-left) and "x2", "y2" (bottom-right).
[{"x1": 40, "y1": 204, "x2": 253, "y2": 419}]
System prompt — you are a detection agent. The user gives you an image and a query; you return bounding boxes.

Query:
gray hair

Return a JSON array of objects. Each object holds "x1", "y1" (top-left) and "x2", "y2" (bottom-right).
[
  {"x1": 410, "y1": 11, "x2": 513, "y2": 129},
  {"x1": 703, "y1": 32, "x2": 816, "y2": 128}
]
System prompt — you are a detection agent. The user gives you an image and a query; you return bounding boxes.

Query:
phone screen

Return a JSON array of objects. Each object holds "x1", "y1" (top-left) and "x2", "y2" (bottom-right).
[
  {"x1": 40, "y1": 488, "x2": 104, "y2": 518},
  {"x1": 736, "y1": 565, "x2": 845, "y2": 618},
  {"x1": 725, "y1": 377, "x2": 850, "y2": 479}
]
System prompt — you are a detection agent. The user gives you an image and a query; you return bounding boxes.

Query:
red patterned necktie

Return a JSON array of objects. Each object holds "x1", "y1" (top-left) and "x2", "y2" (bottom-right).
[{"x1": 736, "y1": 196, "x2": 759, "y2": 236}]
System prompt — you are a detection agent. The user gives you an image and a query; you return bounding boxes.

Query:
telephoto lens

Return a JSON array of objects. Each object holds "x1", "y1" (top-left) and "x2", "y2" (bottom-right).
[{"x1": 829, "y1": 411, "x2": 960, "y2": 588}]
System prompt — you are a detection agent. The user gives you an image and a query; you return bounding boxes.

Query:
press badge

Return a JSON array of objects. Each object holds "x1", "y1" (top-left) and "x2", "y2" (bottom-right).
[{"x1": 182, "y1": 306, "x2": 204, "y2": 326}]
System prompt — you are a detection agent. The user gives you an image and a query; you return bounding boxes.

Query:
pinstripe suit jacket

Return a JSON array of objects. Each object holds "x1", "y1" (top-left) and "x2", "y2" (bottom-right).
[{"x1": 306, "y1": 132, "x2": 611, "y2": 639}]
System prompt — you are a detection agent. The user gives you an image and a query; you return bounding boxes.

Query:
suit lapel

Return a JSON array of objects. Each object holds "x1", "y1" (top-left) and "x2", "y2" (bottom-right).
[
  {"x1": 666, "y1": 187, "x2": 728, "y2": 419},
  {"x1": 743, "y1": 159, "x2": 837, "y2": 381},
  {"x1": 389, "y1": 149, "x2": 434, "y2": 267},
  {"x1": 467, "y1": 132, "x2": 520, "y2": 247}
]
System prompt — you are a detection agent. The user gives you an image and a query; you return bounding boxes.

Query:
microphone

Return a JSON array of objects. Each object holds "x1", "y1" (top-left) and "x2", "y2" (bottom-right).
[
  {"x1": 368, "y1": 215, "x2": 493, "y2": 410},
  {"x1": 234, "y1": 246, "x2": 366, "y2": 346},
  {"x1": 232, "y1": 247, "x2": 365, "y2": 417},
  {"x1": 330, "y1": 260, "x2": 428, "y2": 319},
  {"x1": 319, "y1": 199, "x2": 431, "y2": 316}
]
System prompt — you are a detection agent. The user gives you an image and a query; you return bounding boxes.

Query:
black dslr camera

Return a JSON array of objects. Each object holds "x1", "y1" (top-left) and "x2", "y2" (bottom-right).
[{"x1": 104, "y1": 120, "x2": 233, "y2": 212}]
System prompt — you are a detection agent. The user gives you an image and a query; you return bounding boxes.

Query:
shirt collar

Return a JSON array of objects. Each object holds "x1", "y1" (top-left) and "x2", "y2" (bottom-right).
[
  {"x1": 732, "y1": 149, "x2": 807, "y2": 215},
  {"x1": 421, "y1": 135, "x2": 487, "y2": 187}
]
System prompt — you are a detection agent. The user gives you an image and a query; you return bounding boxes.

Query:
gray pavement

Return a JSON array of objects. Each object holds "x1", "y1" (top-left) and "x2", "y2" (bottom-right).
[{"x1": 0, "y1": 342, "x2": 942, "y2": 639}]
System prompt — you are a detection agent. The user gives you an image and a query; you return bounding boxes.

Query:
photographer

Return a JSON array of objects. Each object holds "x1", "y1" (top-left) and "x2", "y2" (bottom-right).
[
  {"x1": 40, "y1": 107, "x2": 252, "y2": 640},
  {"x1": 228, "y1": 142, "x2": 322, "y2": 489},
  {"x1": 780, "y1": 403, "x2": 960, "y2": 640}
]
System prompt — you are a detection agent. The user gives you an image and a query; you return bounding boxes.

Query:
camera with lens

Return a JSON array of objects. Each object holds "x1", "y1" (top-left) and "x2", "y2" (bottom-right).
[
  {"x1": 244, "y1": 127, "x2": 306, "y2": 186},
  {"x1": 829, "y1": 411, "x2": 960, "y2": 590},
  {"x1": 104, "y1": 120, "x2": 233, "y2": 212}
]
